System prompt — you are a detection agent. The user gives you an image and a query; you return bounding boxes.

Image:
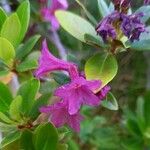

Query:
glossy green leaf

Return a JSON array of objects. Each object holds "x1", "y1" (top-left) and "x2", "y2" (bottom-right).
[
  {"x1": 17, "y1": 0, "x2": 30, "y2": 42},
  {"x1": 97, "y1": 0, "x2": 110, "y2": 17},
  {"x1": 0, "y1": 131, "x2": 21, "y2": 149},
  {"x1": 17, "y1": 79, "x2": 40, "y2": 115},
  {"x1": 85, "y1": 53, "x2": 118, "y2": 87},
  {"x1": 9, "y1": 96, "x2": 22, "y2": 121},
  {"x1": 16, "y1": 35, "x2": 40, "y2": 60},
  {"x1": 55, "y1": 10, "x2": 97, "y2": 42},
  {"x1": 16, "y1": 59, "x2": 38, "y2": 72},
  {"x1": 0, "y1": 81, "x2": 13, "y2": 113},
  {"x1": 33, "y1": 123, "x2": 58, "y2": 150},
  {"x1": 29, "y1": 94, "x2": 51, "y2": 120},
  {"x1": 0, "y1": 7, "x2": 7, "y2": 30},
  {"x1": 0, "y1": 37, "x2": 15, "y2": 66},
  {"x1": 101, "y1": 92, "x2": 118, "y2": 110},
  {"x1": 20, "y1": 130, "x2": 34, "y2": 150},
  {"x1": 1, "y1": 13, "x2": 21, "y2": 47}
]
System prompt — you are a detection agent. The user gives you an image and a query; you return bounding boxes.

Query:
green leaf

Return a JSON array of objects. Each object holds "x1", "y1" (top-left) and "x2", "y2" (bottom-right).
[
  {"x1": 17, "y1": 0, "x2": 30, "y2": 42},
  {"x1": 0, "y1": 7, "x2": 7, "y2": 30},
  {"x1": 16, "y1": 59, "x2": 38, "y2": 72},
  {"x1": 75, "y1": 0, "x2": 97, "y2": 25},
  {"x1": 97, "y1": 0, "x2": 110, "y2": 17},
  {"x1": 0, "y1": 131, "x2": 21, "y2": 149},
  {"x1": 0, "y1": 37, "x2": 15, "y2": 66},
  {"x1": 1, "y1": 13, "x2": 21, "y2": 47},
  {"x1": 57, "y1": 144, "x2": 68, "y2": 150},
  {"x1": 33, "y1": 123, "x2": 58, "y2": 150},
  {"x1": 85, "y1": 53, "x2": 118, "y2": 88},
  {"x1": 144, "y1": 92, "x2": 150, "y2": 126},
  {"x1": 101, "y1": 92, "x2": 118, "y2": 110},
  {"x1": 20, "y1": 130, "x2": 34, "y2": 150},
  {"x1": 16, "y1": 35, "x2": 40, "y2": 60},
  {"x1": 29, "y1": 94, "x2": 51, "y2": 120},
  {"x1": 53, "y1": 72, "x2": 70, "y2": 85},
  {"x1": 84, "y1": 33, "x2": 107, "y2": 48},
  {"x1": 55, "y1": 10, "x2": 97, "y2": 42},
  {"x1": 0, "y1": 122, "x2": 15, "y2": 132},
  {"x1": 17, "y1": 79, "x2": 40, "y2": 115},
  {"x1": 0, "y1": 112, "x2": 15, "y2": 124},
  {"x1": 0, "y1": 81, "x2": 13, "y2": 113},
  {"x1": 136, "y1": 6, "x2": 150, "y2": 23},
  {"x1": 9, "y1": 96, "x2": 22, "y2": 121}
]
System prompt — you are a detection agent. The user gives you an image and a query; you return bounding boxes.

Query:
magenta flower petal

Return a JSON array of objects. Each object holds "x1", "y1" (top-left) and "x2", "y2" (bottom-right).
[
  {"x1": 40, "y1": 0, "x2": 68, "y2": 30},
  {"x1": 54, "y1": 77, "x2": 101, "y2": 115},
  {"x1": 35, "y1": 40, "x2": 78, "y2": 78},
  {"x1": 40, "y1": 101, "x2": 83, "y2": 132}
]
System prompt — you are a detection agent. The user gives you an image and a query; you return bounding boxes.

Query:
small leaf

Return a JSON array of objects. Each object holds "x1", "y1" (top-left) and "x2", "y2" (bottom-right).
[
  {"x1": 17, "y1": 79, "x2": 40, "y2": 115},
  {"x1": 20, "y1": 130, "x2": 34, "y2": 150},
  {"x1": 85, "y1": 53, "x2": 118, "y2": 87},
  {"x1": 29, "y1": 94, "x2": 51, "y2": 120},
  {"x1": 53, "y1": 72, "x2": 70, "y2": 85},
  {"x1": 97, "y1": 0, "x2": 110, "y2": 17},
  {"x1": 9, "y1": 96, "x2": 22, "y2": 121},
  {"x1": 0, "y1": 112, "x2": 15, "y2": 124},
  {"x1": 0, "y1": 37, "x2": 15, "y2": 66},
  {"x1": 1, "y1": 13, "x2": 21, "y2": 47},
  {"x1": 0, "y1": 81, "x2": 13, "y2": 113},
  {"x1": 0, "y1": 131, "x2": 21, "y2": 149},
  {"x1": 0, "y1": 7, "x2": 7, "y2": 30},
  {"x1": 16, "y1": 35, "x2": 40, "y2": 60},
  {"x1": 55, "y1": 10, "x2": 97, "y2": 42},
  {"x1": 33, "y1": 123, "x2": 58, "y2": 150},
  {"x1": 0, "y1": 122, "x2": 15, "y2": 132},
  {"x1": 0, "y1": 71, "x2": 13, "y2": 84},
  {"x1": 101, "y1": 92, "x2": 118, "y2": 110},
  {"x1": 16, "y1": 59, "x2": 38, "y2": 72},
  {"x1": 57, "y1": 144, "x2": 68, "y2": 150},
  {"x1": 17, "y1": 0, "x2": 30, "y2": 42}
]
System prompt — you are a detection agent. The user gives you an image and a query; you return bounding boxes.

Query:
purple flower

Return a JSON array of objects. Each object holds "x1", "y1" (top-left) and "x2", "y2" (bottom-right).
[
  {"x1": 35, "y1": 40, "x2": 79, "y2": 79},
  {"x1": 41, "y1": 0, "x2": 68, "y2": 30},
  {"x1": 54, "y1": 77, "x2": 101, "y2": 115},
  {"x1": 144, "y1": 0, "x2": 150, "y2": 5},
  {"x1": 121, "y1": 13, "x2": 145, "y2": 42},
  {"x1": 40, "y1": 101, "x2": 83, "y2": 132},
  {"x1": 96, "y1": 11, "x2": 120, "y2": 42},
  {"x1": 96, "y1": 85, "x2": 111, "y2": 100}
]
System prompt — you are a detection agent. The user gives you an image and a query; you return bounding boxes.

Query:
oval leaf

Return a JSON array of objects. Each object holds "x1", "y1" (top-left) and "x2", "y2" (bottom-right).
[
  {"x1": 85, "y1": 53, "x2": 118, "y2": 87},
  {"x1": 0, "y1": 7, "x2": 7, "y2": 30},
  {"x1": 0, "y1": 37, "x2": 15, "y2": 66},
  {"x1": 101, "y1": 92, "x2": 118, "y2": 110},
  {"x1": 55, "y1": 10, "x2": 97, "y2": 42},
  {"x1": 1, "y1": 13, "x2": 21, "y2": 47},
  {"x1": 33, "y1": 123, "x2": 58, "y2": 150}
]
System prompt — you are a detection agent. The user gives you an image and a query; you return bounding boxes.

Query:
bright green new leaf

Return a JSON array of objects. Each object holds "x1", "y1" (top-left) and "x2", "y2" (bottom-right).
[
  {"x1": 0, "y1": 131, "x2": 21, "y2": 149},
  {"x1": 20, "y1": 130, "x2": 34, "y2": 150},
  {"x1": 55, "y1": 10, "x2": 97, "y2": 42},
  {"x1": 17, "y1": 79, "x2": 40, "y2": 115},
  {"x1": 0, "y1": 112, "x2": 15, "y2": 124},
  {"x1": 17, "y1": 0, "x2": 30, "y2": 42},
  {"x1": 0, "y1": 37, "x2": 15, "y2": 66},
  {"x1": 33, "y1": 123, "x2": 58, "y2": 150},
  {"x1": 85, "y1": 53, "x2": 118, "y2": 88},
  {"x1": 1, "y1": 13, "x2": 21, "y2": 47},
  {"x1": 97, "y1": 0, "x2": 110, "y2": 17},
  {"x1": 101, "y1": 92, "x2": 118, "y2": 111},
  {"x1": 16, "y1": 59, "x2": 38, "y2": 72},
  {"x1": 9, "y1": 96, "x2": 22, "y2": 121},
  {"x1": 16, "y1": 35, "x2": 40, "y2": 60},
  {"x1": 0, "y1": 7, "x2": 7, "y2": 30},
  {"x1": 0, "y1": 81, "x2": 13, "y2": 113}
]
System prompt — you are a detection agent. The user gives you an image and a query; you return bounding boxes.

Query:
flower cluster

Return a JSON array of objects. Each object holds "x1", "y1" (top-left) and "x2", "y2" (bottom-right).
[
  {"x1": 35, "y1": 40, "x2": 110, "y2": 132},
  {"x1": 96, "y1": 0, "x2": 145, "y2": 43},
  {"x1": 40, "y1": 0, "x2": 68, "y2": 30}
]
